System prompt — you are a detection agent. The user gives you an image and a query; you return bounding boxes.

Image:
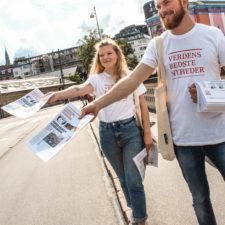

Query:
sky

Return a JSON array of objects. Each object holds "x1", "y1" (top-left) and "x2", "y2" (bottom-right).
[{"x1": 0, "y1": 0, "x2": 149, "y2": 65}]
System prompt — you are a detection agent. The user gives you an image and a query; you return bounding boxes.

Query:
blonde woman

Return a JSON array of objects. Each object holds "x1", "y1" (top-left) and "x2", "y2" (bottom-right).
[{"x1": 47, "y1": 38, "x2": 153, "y2": 225}]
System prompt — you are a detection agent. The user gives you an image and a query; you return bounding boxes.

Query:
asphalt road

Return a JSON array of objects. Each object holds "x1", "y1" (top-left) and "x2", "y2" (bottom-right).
[
  {"x1": 0, "y1": 101, "x2": 125, "y2": 225},
  {"x1": 0, "y1": 101, "x2": 224, "y2": 225}
]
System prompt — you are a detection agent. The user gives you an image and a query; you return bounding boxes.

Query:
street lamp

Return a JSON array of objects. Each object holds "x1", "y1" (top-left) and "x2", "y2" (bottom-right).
[
  {"x1": 90, "y1": 6, "x2": 102, "y2": 40},
  {"x1": 57, "y1": 49, "x2": 68, "y2": 103},
  {"x1": 57, "y1": 49, "x2": 65, "y2": 90}
]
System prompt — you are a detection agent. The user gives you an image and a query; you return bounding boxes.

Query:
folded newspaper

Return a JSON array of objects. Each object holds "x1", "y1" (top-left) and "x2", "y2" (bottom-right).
[
  {"x1": 133, "y1": 144, "x2": 158, "y2": 181},
  {"x1": 1, "y1": 88, "x2": 54, "y2": 118},
  {"x1": 27, "y1": 102, "x2": 94, "y2": 162},
  {"x1": 195, "y1": 80, "x2": 225, "y2": 112}
]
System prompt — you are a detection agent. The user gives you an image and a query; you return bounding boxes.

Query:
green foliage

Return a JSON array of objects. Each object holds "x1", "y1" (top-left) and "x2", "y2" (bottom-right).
[
  {"x1": 76, "y1": 64, "x2": 83, "y2": 74},
  {"x1": 76, "y1": 29, "x2": 138, "y2": 72},
  {"x1": 115, "y1": 39, "x2": 134, "y2": 56},
  {"x1": 115, "y1": 39, "x2": 138, "y2": 69},
  {"x1": 126, "y1": 55, "x2": 139, "y2": 69},
  {"x1": 67, "y1": 72, "x2": 81, "y2": 84}
]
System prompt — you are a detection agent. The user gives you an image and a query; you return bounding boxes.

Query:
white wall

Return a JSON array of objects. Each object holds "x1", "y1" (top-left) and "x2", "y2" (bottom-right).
[{"x1": 129, "y1": 37, "x2": 150, "y2": 61}]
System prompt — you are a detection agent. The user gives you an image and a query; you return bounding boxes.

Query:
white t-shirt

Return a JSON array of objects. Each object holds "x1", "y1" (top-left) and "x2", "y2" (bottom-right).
[
  {"x1": 87, "y1": 71, "x2": 146, "y2": 123},
  {"x1": 141, "y1": 23, "x2": 225, "y2": 146}
]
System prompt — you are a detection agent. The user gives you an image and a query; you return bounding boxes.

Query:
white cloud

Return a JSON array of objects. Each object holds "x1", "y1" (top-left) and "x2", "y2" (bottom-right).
[{"x1": 0, "y1": 0, "x2": 149, "y2": 64}]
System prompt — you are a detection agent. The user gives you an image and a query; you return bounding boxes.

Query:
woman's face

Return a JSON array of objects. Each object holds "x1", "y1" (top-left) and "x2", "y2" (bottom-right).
[{"x1": 99, "y1": 45, "x2": 118, "y2": 72}]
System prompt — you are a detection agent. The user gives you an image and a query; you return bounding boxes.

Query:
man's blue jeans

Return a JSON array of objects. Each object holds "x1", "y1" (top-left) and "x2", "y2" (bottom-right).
[
  {"x1": 99, "y1": 117, "x2": 147, "y2": 223},
  {"x1": 175, "y1": 142, "x2": 225, "y2": 225}
]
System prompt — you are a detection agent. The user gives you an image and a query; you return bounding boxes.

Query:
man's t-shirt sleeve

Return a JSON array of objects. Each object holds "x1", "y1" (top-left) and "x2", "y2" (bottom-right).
[{"x1": 140, "y1": 38, "x2": 158, "y2": 69}]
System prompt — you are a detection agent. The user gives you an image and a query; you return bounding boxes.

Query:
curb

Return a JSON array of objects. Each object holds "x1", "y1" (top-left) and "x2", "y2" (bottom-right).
[
  {"x1": 89, "y1": 112, "x2": 157, "y2": 224},
  {"x1": 89, "y1": 120, "x2": 132, "y2": 223}
]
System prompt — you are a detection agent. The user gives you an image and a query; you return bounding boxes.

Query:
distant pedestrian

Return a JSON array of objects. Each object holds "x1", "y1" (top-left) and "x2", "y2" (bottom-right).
[
  {"x1": 80, "y1": 0, "x2": 225, "y2": 224},
  {"x1": 46, "y1": 38, "x2": 153, "y2": 225}
]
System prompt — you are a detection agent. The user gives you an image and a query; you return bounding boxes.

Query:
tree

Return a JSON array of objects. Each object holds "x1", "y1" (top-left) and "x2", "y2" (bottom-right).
[
  {"x1": 67, "y1": 72, "x2": 81, "y2": 84},
  {"x1": 115, "y1": 39, "x2": 138, "y2": 69},
  {"x1": 126, "y1": 55, "x2": 139, "y2": 69},
  {"x1": 76, "y1": 29, "x2": 109, "y2": 72},
  {"x1": 76, "y1": 30, "x2": 138, "y2": 72}
]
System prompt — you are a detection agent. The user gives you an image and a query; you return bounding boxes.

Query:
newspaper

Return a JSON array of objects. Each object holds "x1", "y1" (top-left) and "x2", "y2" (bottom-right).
[
  {"x1": 195, "y1": 81, "x2": 225, "y2": 112},
  {"x1": 26, "y1": 102, "x2": 94, "y2": 162},
  {"x1": 1, "y1": 88, "x2": 54, "y2": 118},
  {"x1": 133, "y1": 144, "x2": 158, "y2": 181}
]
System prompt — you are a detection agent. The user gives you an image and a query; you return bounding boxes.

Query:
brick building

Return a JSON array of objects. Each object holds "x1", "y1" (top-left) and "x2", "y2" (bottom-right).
[{"x1": 144, "y1": 0, "x2": 225, "y2": 37}]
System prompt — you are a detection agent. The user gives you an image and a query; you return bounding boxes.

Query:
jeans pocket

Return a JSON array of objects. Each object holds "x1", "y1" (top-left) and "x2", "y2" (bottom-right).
[{"x1": 122, "y1": 119, "x2": 137, "y2": 129}]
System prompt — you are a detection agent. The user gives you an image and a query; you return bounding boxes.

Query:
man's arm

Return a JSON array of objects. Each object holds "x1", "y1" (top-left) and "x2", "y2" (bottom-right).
[{"x1": 80, "y1": 63, "x2": 154, "y2": 118}]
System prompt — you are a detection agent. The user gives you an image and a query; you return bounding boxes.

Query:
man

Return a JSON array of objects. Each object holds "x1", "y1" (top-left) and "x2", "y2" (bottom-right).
[{"x1": 80, "y1": 0, "x2": 225, "y2": 224}]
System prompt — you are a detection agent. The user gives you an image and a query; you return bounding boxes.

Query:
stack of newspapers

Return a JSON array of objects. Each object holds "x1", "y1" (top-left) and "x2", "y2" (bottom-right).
[{"x1": 195, "y1": 80, "x2": 225, "y2": 112}]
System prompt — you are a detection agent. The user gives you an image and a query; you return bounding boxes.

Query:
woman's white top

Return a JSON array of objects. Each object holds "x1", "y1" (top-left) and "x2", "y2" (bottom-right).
[{"x1": 87, "y1": 71, "x2": 146, "y2": 123}]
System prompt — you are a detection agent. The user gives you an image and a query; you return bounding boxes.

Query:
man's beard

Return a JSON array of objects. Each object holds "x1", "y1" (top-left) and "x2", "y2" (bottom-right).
[{"x1": 160, "y1": 4, "x2": 185, "y2": 30}]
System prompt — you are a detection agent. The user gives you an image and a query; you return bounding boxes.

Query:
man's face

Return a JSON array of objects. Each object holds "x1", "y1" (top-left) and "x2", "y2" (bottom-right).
[{"x1": 156, "y1": 0, "x2": 186, "y2": 30}]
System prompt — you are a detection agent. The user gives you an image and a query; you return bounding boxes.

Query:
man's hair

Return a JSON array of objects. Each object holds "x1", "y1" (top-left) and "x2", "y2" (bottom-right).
[{"x1": 89, "y1": 38, "x2": 128, "y2": 82}]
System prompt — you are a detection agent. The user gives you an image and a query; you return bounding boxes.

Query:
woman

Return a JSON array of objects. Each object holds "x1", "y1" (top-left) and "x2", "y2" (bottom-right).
[{"x1": 47, "y1": 38, "x2": 153, "y2": 225}]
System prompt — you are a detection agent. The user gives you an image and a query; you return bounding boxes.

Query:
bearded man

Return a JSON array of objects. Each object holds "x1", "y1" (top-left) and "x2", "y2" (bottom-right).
[{"x1": 80, "y1": 0, "x2": 225, "y2": 224}]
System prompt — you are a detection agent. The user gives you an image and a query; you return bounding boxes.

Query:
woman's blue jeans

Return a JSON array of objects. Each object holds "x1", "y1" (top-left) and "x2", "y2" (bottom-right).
[
  {"x1": 175, "y1": 142, "x2": 225, "y2": 225},
  {"x1": 99, "y1": 117, "x2": 147, "y2": 223}
]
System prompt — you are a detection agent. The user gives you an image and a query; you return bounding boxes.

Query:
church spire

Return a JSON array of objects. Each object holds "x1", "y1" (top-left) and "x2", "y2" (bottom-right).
[{"x1": 5, "y1": 48, "x2": 11, "y2": 65}]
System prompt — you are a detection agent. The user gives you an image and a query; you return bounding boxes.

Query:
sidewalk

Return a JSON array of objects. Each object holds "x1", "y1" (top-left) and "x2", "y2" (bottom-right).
[
  {"x1": 89, "y1": 112, "x2": 157, "y2": 223},
  {"x1": 90, "y1": 112, "x2": 225, "y2": 225}
]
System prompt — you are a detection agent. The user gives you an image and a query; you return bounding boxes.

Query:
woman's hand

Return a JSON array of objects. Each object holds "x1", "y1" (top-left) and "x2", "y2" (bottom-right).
[
  {"x1": 144, "y1": 133, "x2": 154, "y2": 164},
  {"x1": 144, "y1": 133, "x2": 154, "y2": 154}
]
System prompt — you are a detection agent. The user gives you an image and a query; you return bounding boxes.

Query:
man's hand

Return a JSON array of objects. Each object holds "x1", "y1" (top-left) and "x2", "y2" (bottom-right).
[
  {"x1": 79, "y1": 102, "x2": 100, "y2": 121},
  {"x1": 188, "y1": 84, "x2": 197, "y2": 103},
  {"x1": 44, "y1": 92, "x2": 59, "y2": 103}
]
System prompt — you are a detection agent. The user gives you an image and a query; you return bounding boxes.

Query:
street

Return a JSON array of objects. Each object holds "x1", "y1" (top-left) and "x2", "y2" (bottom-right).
[{"x1": 0, "y1": 101, "x2": 125, "y2": 225}]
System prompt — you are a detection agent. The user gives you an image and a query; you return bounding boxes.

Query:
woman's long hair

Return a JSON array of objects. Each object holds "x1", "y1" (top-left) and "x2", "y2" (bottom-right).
[{"x1": 89, "y1": 38, "x2": 128, "y2": 82}]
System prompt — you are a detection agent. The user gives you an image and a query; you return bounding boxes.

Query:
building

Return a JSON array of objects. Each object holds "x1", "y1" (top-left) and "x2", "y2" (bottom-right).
[
  {"x1": 0, "y1": 49, "x2": 13, "y2": 80},
  {"x1": 189, "y1": 0, "x2": 225, "y2": 33},
  {"x1": 114, "y1": 25, "x2": 151, "y2": 61},
  {"x1": 12, "y1": 46, "x2": 82, "y2": 79},
  {"x1": 13, "y1": 57, "x2": 33, "y2": 78},
  {"x1": 0, "y1": 46, "x2": 82, "y2": 80},
  {"x1": 5, "y1": 49, "x2": 11, "y2": 66},
  {"x1": 0, "y1": 65, "x2": 13, "y2": 80},
  {"x1": 144, "y1": 0, "x2": 225, "y2": 37}
]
